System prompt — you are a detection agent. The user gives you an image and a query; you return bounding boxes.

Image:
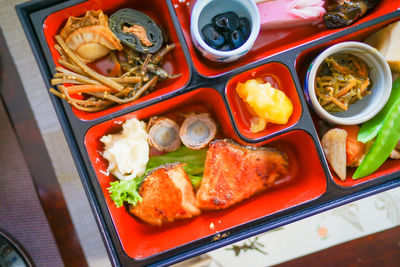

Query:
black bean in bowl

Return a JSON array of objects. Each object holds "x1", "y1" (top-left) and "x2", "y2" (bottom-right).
[{"x1": 201, "y1": 11, "x2": 250, "y2": 51}]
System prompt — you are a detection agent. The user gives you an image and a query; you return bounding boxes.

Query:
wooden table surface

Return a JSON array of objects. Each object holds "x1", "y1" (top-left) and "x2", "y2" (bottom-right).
[{"x1": 1, "y1": 25, "x2": 400, "y2": 267}]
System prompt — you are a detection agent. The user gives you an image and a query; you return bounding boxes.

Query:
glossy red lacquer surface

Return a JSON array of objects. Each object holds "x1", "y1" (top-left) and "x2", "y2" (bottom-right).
[
  {"x1": 172, "y1": 0, "x2": 399, "y2": 77},
  {"x1": 226, "y1": 62, "x2": 301, "y2": 140},
  {"x1": 329, "y1": 160, "x2": 400, "y2": 188},
  {"x1": 85, "y1": 87, "x2": 327, "y2": 259},
  {"x1": 296, "y1": 18, "x2": 400, "y2": 188},
  {"x1": 43, "y1": 0, "x2": 190, "y2": 121}
]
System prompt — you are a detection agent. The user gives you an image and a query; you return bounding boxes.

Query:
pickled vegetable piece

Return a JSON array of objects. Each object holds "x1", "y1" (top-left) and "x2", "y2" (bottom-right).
[
  {"x1": 236, "y1": 79, "x2": 293, "y2": 131},
  {"x1": 250, "y1": 117, "x2": 267, "y2": 133}
]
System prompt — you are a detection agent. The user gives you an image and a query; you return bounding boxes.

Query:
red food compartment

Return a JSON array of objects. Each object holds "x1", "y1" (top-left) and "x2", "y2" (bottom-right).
[
  {"x1": 43, "y1": 0, "x2": 190, "y2": 121},
  {"x1": 296, "y1": 17, "x2": 400, "y2": 187},
  {"x1": 328, "y1": 160, "x2": 400, "y2": 187},
  {"x1": 226, "y1": 62, "x2": 301, "y2": 140},
  {"x1": 85, "y1": 87, "x2": 327, "y2": 259},
  {"x1": 172, "y1": 0, "x2": 399, "y2": 77}
]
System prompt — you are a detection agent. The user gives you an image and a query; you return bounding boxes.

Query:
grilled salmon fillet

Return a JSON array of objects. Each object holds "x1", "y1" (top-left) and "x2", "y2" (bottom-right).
[
  {"x1": 129, "y1": 163, "x2": 200, "y2": 226},
  {"x1": 196, "y1": 139, "x2": 289, "y2": 210}
]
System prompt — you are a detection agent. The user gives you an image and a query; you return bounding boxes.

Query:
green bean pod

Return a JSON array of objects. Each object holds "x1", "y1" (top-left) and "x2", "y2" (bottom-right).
[
  {"x1": 353, "y1": 96, "x2": 400, "y2": 179},
  {"x1": 109, "y1": 8, "x2": 163, "y2": 53},
  {"x1": 358, "y1": 77, "x2": 400, "y2": 143}
]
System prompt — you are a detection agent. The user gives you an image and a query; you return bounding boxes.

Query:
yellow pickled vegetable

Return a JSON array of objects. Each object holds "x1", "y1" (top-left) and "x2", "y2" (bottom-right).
[
  {"x1": 250, "y1": 117, "x2": 267, "y2": 133},
  {"x1": 236, "y1": 79, "x2": 293, "y2": 132}
]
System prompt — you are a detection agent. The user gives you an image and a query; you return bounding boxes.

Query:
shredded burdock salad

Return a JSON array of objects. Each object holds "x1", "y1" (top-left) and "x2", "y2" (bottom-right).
[{"x1": 315, "y1": 53, "x2": 372, "y2": 112}]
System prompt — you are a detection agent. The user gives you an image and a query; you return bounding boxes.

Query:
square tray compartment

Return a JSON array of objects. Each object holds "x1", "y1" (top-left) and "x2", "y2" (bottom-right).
[
  {"x1": 42, "y1": 0, "x2": 191, "y2": 121},
  {"x1": 84, "y1": 87, "x2": 327, "y2": 259},
  {"x1": 226, "y1": 62, "x2": 302, "y2": 141},
  {"x1": 295, "y1": 16, "x2": 400, "y2": 188}
]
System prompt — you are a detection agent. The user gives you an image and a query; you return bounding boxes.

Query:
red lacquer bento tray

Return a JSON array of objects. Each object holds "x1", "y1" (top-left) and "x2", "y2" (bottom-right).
[{"x1": 16, "y1": 0, "x2": 400, "y2": 266}]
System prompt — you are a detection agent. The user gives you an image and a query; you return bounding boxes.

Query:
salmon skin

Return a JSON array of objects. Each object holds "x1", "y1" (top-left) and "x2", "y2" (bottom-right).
[
  {"x1": 196, "y1": 139, "x2": 289, "y2": 210},
  {"x1": 129, "y1": 163, "x2": 200, "y2": 226}
]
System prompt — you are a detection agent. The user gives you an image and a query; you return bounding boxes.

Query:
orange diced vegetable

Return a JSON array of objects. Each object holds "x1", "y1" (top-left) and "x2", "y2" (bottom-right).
[{"x1": 338, "y1": 125, "x2": 366, "y2": 166}]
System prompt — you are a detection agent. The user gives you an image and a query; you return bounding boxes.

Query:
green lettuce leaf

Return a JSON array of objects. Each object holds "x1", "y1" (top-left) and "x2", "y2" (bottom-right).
[
  {"x1": 108, "y1": 178, "x2": 143, "y2": 208},
  {"x1": 146, "y1": 146, "x2": 207, "y2": 171},
  {"x1": 108, "y1": 146, "x2": 207, "y2": 207}
]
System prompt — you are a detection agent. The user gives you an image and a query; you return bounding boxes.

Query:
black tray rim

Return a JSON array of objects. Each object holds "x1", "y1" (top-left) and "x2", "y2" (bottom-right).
[{"x1": 16, "y1": 0, "x2": 400, "y2": 266}]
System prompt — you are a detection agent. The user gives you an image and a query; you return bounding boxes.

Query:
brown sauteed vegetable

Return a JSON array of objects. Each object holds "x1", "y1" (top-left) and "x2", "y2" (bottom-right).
[
  {"x1": 50, "y1": 10, "x2": 181, "y2": 112},
  {"x1": 315, "y1": 52, "x2": 372, "y2": 112},
  {"x1": 323, "y1": 0, "x2": 381, "y2": 29}
]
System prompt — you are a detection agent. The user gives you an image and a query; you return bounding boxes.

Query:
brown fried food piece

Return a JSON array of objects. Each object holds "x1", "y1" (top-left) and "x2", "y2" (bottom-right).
[
  {"x1": 321, "y1": 128, "x2": 348, "y2": 181},
  {"x1": 196, "y1": 139, "x2": 289, "y2": 210},
  {"x1": 129, "y1": 163, "x2": 200, "y2": 226}
]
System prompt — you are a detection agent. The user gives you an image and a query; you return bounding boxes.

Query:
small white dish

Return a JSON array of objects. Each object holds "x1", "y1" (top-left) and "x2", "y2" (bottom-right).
[
  {"x1": 305, "y1": 41, "x2": 392, "y2": 125},
  {"x1": 190, "y1": 0, "x2": 260, "y2": 63}
]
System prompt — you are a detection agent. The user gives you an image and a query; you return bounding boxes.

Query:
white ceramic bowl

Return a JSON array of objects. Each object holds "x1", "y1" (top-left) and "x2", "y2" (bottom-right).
[
  {"x1": 190, "y1": 0, "x2": 260, "y2": 63},
  {"x1": 305, "y1": 41, "x2": 392, "y2": 125}
]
